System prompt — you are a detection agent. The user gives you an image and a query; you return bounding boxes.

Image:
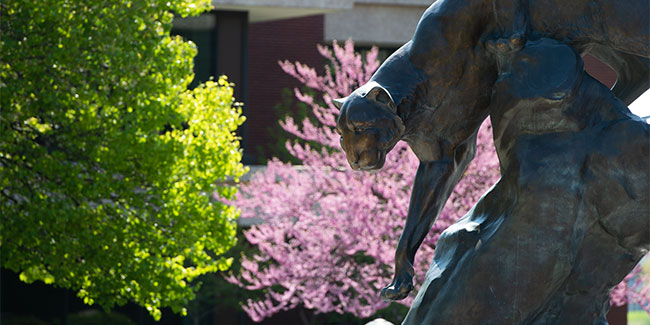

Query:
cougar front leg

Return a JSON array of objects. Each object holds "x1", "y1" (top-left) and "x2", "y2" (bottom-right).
[{"x1": 382, "y1": 139, "x2": 476, "y2": 300}]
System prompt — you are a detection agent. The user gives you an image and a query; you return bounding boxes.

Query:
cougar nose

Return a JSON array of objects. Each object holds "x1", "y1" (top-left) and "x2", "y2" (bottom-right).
[{"x1": 350, "y1": 160, "x2": 360, "y2": 170}]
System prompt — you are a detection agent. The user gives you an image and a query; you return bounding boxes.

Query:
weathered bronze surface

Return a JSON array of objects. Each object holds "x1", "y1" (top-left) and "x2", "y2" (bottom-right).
[{"x1": 334, "y1": 0, "x2": 649, "y2": 323}]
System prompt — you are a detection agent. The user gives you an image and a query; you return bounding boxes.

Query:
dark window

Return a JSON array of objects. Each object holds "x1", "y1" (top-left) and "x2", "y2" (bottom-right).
[{"x1": 172, "y1": 13, "x2": 217, "y2": 89}]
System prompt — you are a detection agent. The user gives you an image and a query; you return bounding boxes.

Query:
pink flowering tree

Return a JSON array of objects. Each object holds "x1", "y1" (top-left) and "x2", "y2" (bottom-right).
[
  {"x1": 611, "y1": 264, "x2": 650, "y2": 311},
  {"x1": 227, "y1": 40, "x2": 649, "y2": 322}
]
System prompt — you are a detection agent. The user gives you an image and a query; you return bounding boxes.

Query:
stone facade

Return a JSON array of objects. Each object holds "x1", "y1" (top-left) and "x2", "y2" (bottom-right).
[
  {"x1": 213, "y1": 0, "x2": 430, "y2": 45},
  {"x1": 325, "y1": 2, "x2": 429, "y2": 47},
  {"x1": 212, "y1": 0, "x2": 350, "y2": 22}
]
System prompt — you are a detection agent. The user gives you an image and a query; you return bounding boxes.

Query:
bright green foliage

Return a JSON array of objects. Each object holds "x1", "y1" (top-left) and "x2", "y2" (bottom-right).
[{"x1": 0, "y1": 0, "x2": 246, "y2": 319}]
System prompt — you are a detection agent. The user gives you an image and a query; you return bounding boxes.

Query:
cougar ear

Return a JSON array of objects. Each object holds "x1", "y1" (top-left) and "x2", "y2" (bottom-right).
[
  {"x1": 332, "y1": 97, "x2": 347, "y2": 109},
  {"x1": 366, "y1": 86, "x2": 396, "y2": 112}
]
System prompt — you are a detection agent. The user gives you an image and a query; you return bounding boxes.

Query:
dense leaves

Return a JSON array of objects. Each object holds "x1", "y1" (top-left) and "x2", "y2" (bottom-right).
[{"x1": 0, "y1": 0, "x2": 246, "y2": 319}]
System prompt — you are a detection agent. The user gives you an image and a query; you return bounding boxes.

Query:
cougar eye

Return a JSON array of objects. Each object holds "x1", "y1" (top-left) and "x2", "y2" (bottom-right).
[{"x1": 354, "y1": 127, "x2": 367, "y2": 133}]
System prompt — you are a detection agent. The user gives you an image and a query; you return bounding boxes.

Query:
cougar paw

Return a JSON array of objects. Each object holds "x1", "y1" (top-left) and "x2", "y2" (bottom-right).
[
  {"x1": 380, "y1": 273, "x2": 414, "y2": 301},
  {"x1": 485, "y1": 33, "x2": 526, "y2": 54}
]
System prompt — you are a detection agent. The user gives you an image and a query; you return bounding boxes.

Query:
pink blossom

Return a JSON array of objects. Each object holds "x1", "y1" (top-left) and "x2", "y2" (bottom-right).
[{"x1": 228, "y1": 40, "x2": 650, "y2": 321}]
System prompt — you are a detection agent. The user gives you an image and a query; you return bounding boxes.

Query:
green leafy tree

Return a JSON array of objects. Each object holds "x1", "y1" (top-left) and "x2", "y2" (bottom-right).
[{"x1": 0, "y1": 0, "x2": 247, "y2": 320}]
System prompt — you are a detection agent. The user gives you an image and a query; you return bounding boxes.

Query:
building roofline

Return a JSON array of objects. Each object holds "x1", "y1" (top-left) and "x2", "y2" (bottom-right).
[{"x1": 212, "y1": 0, "x2": 352, "y2": 22}]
